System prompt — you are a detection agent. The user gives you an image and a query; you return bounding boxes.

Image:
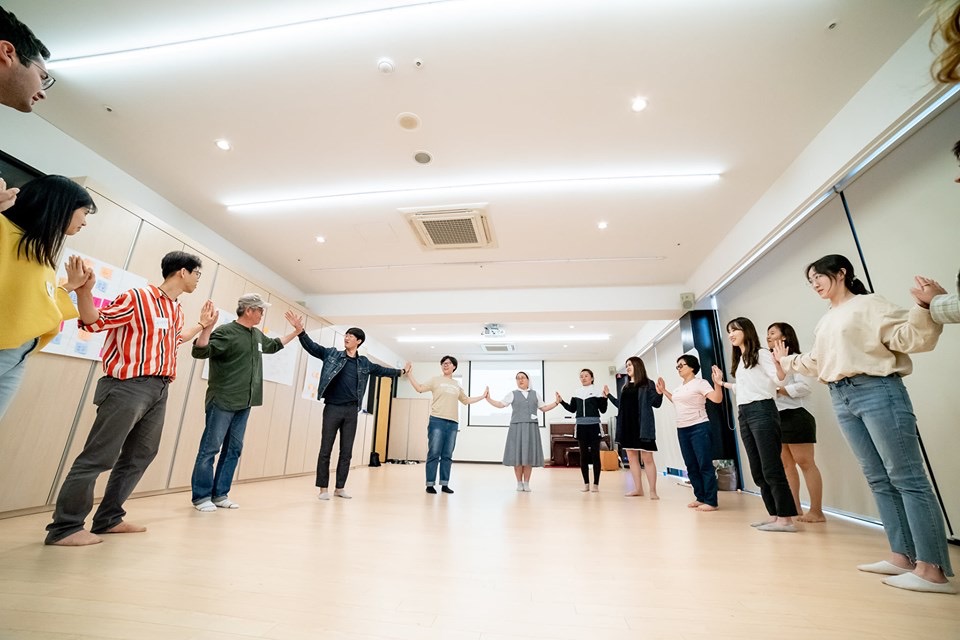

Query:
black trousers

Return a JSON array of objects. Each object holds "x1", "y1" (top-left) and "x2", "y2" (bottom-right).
[
  {"x1": 738, "y1": 399, "x2": 798, "y2": 517},
  {"x1": 577, "y1": 432, "x2": 602, "y2": 485},
  {"x1": 317, "y1": 403, "x2": 359, "y2": 489}
]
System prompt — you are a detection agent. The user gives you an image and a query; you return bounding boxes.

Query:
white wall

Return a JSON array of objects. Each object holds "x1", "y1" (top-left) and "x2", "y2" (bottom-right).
[{"x1": 398, "y1": 359, "x2": 619, "y2": 462}]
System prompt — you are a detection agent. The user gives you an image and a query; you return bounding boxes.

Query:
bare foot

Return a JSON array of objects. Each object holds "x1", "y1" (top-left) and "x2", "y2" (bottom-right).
[
  {"x1": 696, "y1": 504, "x2": 718, "y2": 512},
  {"x1": 687, "y1": 500, "x2": 702, "y2": 508},
  {"x1": 797, "y1": 512, "x2": 826, "y2": 523},
  {"x1": 49, "y1": 530, "x2": 101, "y2": 546},
  {"x1": 625, "y1": 491, "x2": 643, "y2": 497},
  {"x1": 100, "y1": 521, "x2": 147, "y2": 534},
  {"x1": 648, "y1": 494, "x2": 660, "y2": 500}
]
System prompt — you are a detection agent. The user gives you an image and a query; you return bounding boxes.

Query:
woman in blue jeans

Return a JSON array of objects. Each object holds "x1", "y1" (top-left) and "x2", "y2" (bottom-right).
[
  {"x1": 775, "y1": 254, "x2": 952, "y2": 594},
  {"x1": 657, "y1": 354, "x2": 723, "y2": 511},
  {"x1": 406, "y1": 356, "x2": 485, "y2": 494}
]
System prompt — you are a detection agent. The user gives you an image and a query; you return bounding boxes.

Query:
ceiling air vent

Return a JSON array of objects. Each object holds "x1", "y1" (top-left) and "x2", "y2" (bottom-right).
[
  {"x1": 481, "y1": 344, "x2": 515, "y2": 353},
  {"x1": 402, "y1": 205, "x2": 494, "y2": 250}
]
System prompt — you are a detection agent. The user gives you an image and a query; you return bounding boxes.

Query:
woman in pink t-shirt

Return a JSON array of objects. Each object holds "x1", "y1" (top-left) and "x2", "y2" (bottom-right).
[{"x1": 656, "y1": 354, "x2": 723, "y2": 510}]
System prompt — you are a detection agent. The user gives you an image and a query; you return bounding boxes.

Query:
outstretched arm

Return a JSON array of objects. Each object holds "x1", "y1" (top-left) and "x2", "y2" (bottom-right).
[{"x1": 484, "y1": 387, "x2": 508, "y2": 409}]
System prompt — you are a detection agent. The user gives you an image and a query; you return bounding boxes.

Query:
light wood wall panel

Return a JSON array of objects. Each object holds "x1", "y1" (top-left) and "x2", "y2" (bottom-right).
[{"x1": 260, "y1": 299, "x2": 300, "y2": 478}]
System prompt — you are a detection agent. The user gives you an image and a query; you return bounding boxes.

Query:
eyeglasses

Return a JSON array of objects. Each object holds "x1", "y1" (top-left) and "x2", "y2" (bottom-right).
[
  {"x1": 190, "y1": 269, "x2": 202, "y2": 280},
  {"x1": 675, "y1": 363, "x2": 686, "y2": 370},
  {"x1": 29, "y1": 60, "x2": 56, "y2": 91}
]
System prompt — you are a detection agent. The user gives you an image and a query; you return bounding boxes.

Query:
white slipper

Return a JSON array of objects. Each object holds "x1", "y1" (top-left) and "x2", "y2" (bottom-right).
[
  {"x1": 194, "y1": 500, "x2": 216, "y2": 512},
  {"x1": 213, "y1": 498, "x2": 239, "y2": 509},
  {"x1": 334, "y1": 490, "x2": 352, "y2": 499},
  {"x1": 317, "y1": 491, "x2": 331, "y2": 501},
  {"x1": 882, "y1": 572, "x2": 956, "y2": 594},
  {"x1": 857, "y1": 560, "x2": 910, "y2": 576}
]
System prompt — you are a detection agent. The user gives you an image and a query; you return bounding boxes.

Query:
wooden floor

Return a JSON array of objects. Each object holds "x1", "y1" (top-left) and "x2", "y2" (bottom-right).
[{"x1": 0, "y1": 463, "x2": 957, "y2": 640}]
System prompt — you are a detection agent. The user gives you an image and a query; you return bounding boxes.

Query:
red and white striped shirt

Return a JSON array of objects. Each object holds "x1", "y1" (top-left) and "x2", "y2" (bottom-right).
[{"x1": 80, "y1": 285, "x2": 184, "y2": 380}]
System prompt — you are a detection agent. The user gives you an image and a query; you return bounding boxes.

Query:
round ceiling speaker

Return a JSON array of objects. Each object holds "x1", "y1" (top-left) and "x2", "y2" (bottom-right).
[{"x1": 413, "y1": 151, "x2": 432, "y2": 164}]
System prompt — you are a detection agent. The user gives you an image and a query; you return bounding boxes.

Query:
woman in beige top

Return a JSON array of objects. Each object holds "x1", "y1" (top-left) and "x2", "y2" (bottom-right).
[{"x1": 775, "y1": 254, "x2": 952, "y2": 594}]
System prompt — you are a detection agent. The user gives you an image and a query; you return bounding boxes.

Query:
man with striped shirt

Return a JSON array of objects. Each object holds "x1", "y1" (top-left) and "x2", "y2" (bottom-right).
[{"x1": 45, "y1": 251, "x2": 216, "y2": 546}]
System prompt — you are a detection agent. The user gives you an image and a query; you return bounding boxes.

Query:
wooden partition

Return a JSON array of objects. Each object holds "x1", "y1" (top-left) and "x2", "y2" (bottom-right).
[{"x1": 0, "y1": 181, "x2": 391, "y2": 517}]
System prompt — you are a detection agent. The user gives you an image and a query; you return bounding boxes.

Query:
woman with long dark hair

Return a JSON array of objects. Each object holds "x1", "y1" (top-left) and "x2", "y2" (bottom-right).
[
  {"x1": 557, "y1": 368, "x2": 607, "y2": 492},
  {"x1": 775, "y1": 254, "x2": 952, "y2": 594},
  {"x1": 766, "y1": 322, "x2": 825, "y2": 523},
  {"x1": 603, "y1": 356, "x2": 662, "y2": 499},
  {"x1": 657, "y1": 354, "x2": 724, "y2": 511},
  {"x1": 713, "y1": 317, "x2": 798, "y2": 531},
  {"x1": 0, "y1": 175, "x2": 94, "y2": 419}
]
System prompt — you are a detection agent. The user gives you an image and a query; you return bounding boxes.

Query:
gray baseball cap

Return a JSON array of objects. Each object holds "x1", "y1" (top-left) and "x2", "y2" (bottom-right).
[{"x1": 237, "y1": 293, "x2": 271, "y2": 310}]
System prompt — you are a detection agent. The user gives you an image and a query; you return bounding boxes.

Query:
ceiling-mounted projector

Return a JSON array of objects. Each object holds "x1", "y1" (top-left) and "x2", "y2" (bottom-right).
[{"x1": 482, "y1": 323, "x2": 505, "y2": 337}]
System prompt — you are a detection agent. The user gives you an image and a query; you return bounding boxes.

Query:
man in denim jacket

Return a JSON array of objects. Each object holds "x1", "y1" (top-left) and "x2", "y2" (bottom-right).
[{"x1": 285, "y1": 311, "x2": 410, "y2": 500}]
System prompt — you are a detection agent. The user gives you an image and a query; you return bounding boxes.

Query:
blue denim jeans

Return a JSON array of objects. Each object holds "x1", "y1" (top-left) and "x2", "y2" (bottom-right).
[
  {"x1": 678, "y1": 421, "x2": 718, "y2": 507},
  {"x1": 829, "y1": 374, "x2": 953, "y2": 575},
  {"x1": 425, "y1": 416, "x2": 458, "y2": 486},
  {"x1": 0, "y1": 338, "x2": 38, "y2": 421},
  {"x1": 191, "y1": 403, "x2": 251, "y2": 503}
]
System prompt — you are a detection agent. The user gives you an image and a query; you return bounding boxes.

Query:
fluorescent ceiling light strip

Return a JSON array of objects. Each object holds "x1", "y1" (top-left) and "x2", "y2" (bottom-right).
[
  {"x1": 637, "y1": 319, "x2": 679, "y2": 359},
  {"x1": 227, "y1": 174, "x2": 721, "y2": 212},
  {"x1": 704, "y1": 190, "x2": 834, "y2": 299},
  {"x1": 704, "y1": 86, "x2": 960, "y2": 301},
  {"x1": 310, "y1": 256, "x2": 665, "y2": 272},
  {"x1": 397, "y1": 334, "x2": 610, "y2": 343},
  {"x1": 836, "y1": 84, "x2": 960, "y2": 191},
  {"x1": 47, "y1": 1, "x2": 456, "y2": 69}
]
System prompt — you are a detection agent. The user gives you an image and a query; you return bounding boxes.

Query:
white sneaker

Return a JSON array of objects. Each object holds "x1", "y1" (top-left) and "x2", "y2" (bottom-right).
[
  {"x1": 334, "y1": 489, "x2": 352, "y2": 499},
  {"x1": 317, "y1": 491, "x2": 331, "y2": 501},
  {"x1": 516, "y1": 482, "x2": 524, "y2": 492},
  {"x1": 522, "y1": 482, "x2": 531, "y2": 492}
]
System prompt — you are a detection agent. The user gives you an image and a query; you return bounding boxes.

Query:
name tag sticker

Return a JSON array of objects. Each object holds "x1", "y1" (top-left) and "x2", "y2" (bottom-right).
[
  {"x1": 155, "y1": 317, "x2": 169, "y2": 330},
  {"x1": 46, "y1": 281, "x2": 55, "y2": 297},
  {"x1": 531, "y1": 414, "x2": 538, "y2": 420},
  {"x1": 258, "y1": 342, "x2": 263, "y2": 352}
]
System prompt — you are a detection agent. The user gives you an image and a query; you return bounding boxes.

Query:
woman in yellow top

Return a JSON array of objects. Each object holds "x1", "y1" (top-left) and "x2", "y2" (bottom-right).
[{"x1": 0, "y1": 175, "x2": 95, "y2": 420}]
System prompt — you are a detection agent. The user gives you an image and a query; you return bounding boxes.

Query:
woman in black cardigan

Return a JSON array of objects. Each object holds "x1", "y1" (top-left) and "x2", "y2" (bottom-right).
[
  {"x1": 604, "y1": 357, "x2": 663, "y2": 499},
  {"x1": 556, "y1": 368, "x2": 607, "y2": 492}
]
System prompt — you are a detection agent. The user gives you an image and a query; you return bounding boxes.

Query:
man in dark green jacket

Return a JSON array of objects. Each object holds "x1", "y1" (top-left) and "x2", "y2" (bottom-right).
[{"x1": 190, "y1": 293, "x2": 300, "y2": 512}]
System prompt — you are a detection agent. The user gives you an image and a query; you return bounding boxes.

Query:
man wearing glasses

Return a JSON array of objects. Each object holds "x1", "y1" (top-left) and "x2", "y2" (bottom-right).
[
  {"x1": 189, "y1": 293, "x2": 300, "y2": 512},
  {"x1": 45, "y1": 252, "x2": 216, "y2": 546},
  {"x1": 0, "y1": 6, "x2": 53, "y2": 113}
]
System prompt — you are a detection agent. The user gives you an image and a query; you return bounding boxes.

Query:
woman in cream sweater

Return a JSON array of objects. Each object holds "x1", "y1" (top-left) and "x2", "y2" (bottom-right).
[{"x1": 774, "y1": 254, "x2": 952, "y2": 594}]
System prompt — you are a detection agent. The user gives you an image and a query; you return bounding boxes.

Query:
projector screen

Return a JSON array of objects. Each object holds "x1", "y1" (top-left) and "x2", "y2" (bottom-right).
[{"x1": 468, "y1": 360, "x2": 545, "y2": 427}]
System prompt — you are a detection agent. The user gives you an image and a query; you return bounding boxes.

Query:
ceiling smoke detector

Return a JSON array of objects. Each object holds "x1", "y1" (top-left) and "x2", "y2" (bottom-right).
[
  {"x1": 377, "y1": 58, "x2": 395, "y2": 74},
  {"x1": 397, "y1": 112, "x2": 421, "y2": 130}
]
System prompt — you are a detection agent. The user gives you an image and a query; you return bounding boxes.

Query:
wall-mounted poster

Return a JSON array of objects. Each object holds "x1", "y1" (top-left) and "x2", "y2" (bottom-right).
[{"x1": 41, "y1": 251, "x2": 148, "y2": 361}]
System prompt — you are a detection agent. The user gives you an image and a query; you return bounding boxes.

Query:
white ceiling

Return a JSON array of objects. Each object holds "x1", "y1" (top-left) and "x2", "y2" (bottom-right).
[{"x1": 4, "y1": 0, "x2": 930, "y2": 363}]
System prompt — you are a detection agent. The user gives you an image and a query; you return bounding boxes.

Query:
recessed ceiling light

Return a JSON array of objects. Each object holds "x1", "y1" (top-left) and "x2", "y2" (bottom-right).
[
  {"x1": 631, "y1": 97, "x2": 648, "y2": 112},
  {"x1": 569, "y1": 325, "x2": 575, "y2": 329},
  {"x1": 598, "y1": 221, "x2": 608, "y2": 230},
  {"x1": 430, "y1": 345, "x2": 435, "y2": 349},
  {"x1": 563, "y1": 345, "x2": 568, "y2": 348},
  {"x1": 215, "y1": 139, "x2": 232, "y2": 151},
  {"x1": 377, "y1": 57, "x2": 395, "y2": 74},
  {"x1": 315, "y1": 235, "x2": 325, "y2": 243},
  {"x1": 414, "y1": 151, "x2": 433, "y2": 164},
  {"x1": 411, "y1": 327, "x2": 417, "y2": 331}
]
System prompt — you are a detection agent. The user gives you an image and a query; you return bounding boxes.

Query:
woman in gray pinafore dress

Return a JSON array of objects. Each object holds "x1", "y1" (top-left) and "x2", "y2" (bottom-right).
[{"x1": 484, "y1": 371, "x2": 559, "y2": 491}]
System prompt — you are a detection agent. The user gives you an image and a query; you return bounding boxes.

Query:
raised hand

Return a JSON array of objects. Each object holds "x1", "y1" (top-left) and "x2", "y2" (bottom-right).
[
  {"x1": 403, "y1": 361, "x2": 412, "y2": 375},
  {"x1": 655, "y1": 377, "x2": 666, "y2": 394},
  {"x1": 555, "y1": 392, "x2": 562, "y2": 403},
  {"x1": 77, "y1": 264, "x2": 96, "y2": 293},
  {"x1": 63, "y1": 255, "x2": 87, "y2": 291},
  {"x1": 771, "y1": 339, "x2": 790, "y2": 361},
  {"x1": 910, "y1": 275, "x2": 947, "y2": 309},
  {"x1": 483, "y1": 386, "x2": 490, "y2": 399},
  {"x1": 711, "y1": 365, "x2": 724, "y2": 386},
  {"x1": 0, "y1": 178, "x2": 18, "y2": 213},
  {"x1": 199, "y1": 300, "x2": 218, "y2": 328},
  {"x1": 284, "y1": 310, "x2": 305, "y2": 334},
  {"x1": 602, "y1": 384, "x2": 609, "y2": 397}
]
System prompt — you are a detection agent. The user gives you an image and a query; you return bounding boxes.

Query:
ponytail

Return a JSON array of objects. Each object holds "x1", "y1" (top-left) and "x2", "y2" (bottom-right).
[{"x1": 805, "y1": 254, "x2": 869, "y2": 296}]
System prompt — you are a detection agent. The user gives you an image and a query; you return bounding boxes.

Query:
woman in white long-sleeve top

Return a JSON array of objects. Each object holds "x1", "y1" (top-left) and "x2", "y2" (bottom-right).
[
  {"x1": 603, "y1": 357, "x2": 662, "y2": 499},
  {"x1": 766, "y1": 322, "x2": 825, "y2": 523},
  {"x1": 774, "y1": 254, "x2": 952, "y2": 594},
  {"x1": 484, "y1": 371, "x2": 559, "y2": 492},
  {"x1": 713, "y1": 317, "x2": 798, "y2": 532}
]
